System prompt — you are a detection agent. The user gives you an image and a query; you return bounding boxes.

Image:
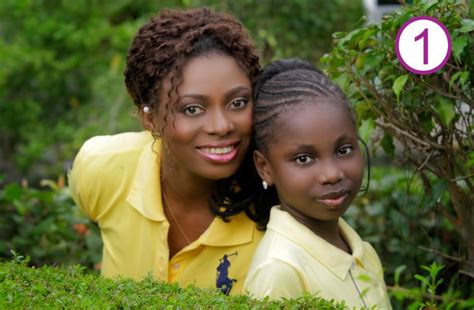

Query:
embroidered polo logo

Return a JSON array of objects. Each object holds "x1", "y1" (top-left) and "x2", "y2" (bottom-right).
[{"x1": 216, "y1": 252, "x2": 238, "y2": 295}]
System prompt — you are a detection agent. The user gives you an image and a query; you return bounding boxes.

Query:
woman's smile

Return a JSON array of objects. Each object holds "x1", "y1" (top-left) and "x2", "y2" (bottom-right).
[{"x1": 196, "y1": 141, "x2": 241, "y2": 164}]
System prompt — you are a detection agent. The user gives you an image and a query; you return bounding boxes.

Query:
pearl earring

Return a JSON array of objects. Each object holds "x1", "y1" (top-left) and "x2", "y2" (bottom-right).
[
  {"x1": 143, "y1": 105, "x2": 151, "y2": 114},
  {"x1": 262, "y1": 181, "x2": 268, "y2": 190}
]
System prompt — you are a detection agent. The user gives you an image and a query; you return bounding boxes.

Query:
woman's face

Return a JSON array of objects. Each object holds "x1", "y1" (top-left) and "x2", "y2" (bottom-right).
[{"x1": 156, "y1": 53, "x2": 253, "y2": 180}]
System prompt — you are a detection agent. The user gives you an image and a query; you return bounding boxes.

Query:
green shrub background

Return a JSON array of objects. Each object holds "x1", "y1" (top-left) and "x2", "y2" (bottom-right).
[
  {"x1": 1, "y1": 0, "x2": 473, "y2": 308},
  {"x1": 0, "y1": 258, "x2": 344, "y2": 309}
]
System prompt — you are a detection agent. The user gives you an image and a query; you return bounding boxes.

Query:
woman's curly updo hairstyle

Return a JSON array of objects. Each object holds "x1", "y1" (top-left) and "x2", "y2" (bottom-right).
[{"x1": 124, "y1": 7, "x2": 261, "y2": 126}]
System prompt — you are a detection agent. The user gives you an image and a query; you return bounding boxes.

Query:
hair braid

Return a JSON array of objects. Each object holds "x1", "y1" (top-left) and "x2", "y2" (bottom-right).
[{"x1": 253, "y1": 58, "x2": 352, "y2": 153}]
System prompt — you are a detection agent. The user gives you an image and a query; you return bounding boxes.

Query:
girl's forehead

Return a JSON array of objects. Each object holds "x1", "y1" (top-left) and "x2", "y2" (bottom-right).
[{"x1": 274, "y1": 102, "x2": 356, "y2": 139}]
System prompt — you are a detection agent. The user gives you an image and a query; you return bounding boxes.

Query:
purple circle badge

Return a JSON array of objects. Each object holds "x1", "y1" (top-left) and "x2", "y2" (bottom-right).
[{"x1": 395, "y1": 16, "x2": 451, "y2": 75}]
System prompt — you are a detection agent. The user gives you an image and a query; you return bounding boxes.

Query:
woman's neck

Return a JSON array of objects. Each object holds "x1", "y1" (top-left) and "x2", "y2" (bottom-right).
[{"x1": 160, "y1": 151, "x2": 215, "y2": 209}]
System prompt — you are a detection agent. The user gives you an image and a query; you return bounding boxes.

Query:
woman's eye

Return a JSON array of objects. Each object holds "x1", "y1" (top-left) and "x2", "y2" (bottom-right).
[
  {"x1": 337, "y1": 146, "x2": 353, "y2": 156},
  {"x1": 295, "y1": 155, "x2": 313, "y2": 165},
  {"x1": 228, "y1": 98, "x2": 249, "y2": 110},
  {"x1": 183, "y1": 105, "x2": 204, "y2": 116}
]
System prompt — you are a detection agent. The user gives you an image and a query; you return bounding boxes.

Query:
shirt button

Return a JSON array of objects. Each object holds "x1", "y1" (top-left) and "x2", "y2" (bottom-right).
[{"x1": 173, "y1": 263, "x2": 180, "y2": 269}]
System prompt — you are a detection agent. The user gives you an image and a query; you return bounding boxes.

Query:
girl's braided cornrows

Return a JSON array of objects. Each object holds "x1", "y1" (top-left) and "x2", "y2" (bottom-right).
[{"x1": 253, "y1": 58, "x2": 352, "y2": 153}]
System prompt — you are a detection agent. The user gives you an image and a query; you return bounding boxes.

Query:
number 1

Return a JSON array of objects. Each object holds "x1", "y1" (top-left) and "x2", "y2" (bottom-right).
[{"x1": 415, "y1": 28, "x2": 428, "y2": 64}]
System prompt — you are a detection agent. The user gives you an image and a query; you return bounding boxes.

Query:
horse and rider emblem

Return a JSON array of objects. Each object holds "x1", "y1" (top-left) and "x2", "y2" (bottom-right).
[{"x1": 216, "y1": 252, "x2": 238, "y2": 295}]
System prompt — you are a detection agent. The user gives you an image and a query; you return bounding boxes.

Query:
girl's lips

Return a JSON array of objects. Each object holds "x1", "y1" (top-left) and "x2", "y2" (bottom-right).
[
  {"x1": 316, "y1": 193, "x2": 349, "y2": 209},
  {"x1": 196, "y1": 143, "x2": 240, "y2": 164}
]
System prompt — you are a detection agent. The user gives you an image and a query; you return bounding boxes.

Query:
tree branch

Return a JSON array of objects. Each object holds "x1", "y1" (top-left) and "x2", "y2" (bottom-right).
[{"x1": 375, "y1": 120, "x2": 446, "y2": 151}]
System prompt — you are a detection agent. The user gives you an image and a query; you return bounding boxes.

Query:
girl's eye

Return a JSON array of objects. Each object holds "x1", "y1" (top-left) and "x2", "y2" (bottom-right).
[
  {"x1": 294, "y1": 155, "x2": 314, "y2": 165},
  {"x1": 227, "y1": 98, "x2": 249, "y2": 110},
  {"x1": 337, "y1": 145, "x2": 353, "y2": 156},
  {"x1": 183, "y1": 105, "x2": 204, "y2": 116}
]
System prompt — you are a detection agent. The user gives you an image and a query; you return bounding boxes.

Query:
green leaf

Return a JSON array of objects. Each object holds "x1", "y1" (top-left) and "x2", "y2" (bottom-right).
[
  {"x1": 364, "y1": 54, "x2": 384, "y2": 68},
  {"x1": 392, "y1": 75, "x2": 409, "y2": 103},
  {"x1": 452, "y1": 36, "x2": 468, "y2": 61},
  {"x1": 3, "y1": 183, "x2": 23, "y2": 201},
  {"x1": 380, "y1": 133, "x2": 395, "y2": 157},
  {"x1": 459, "y1": 19, "x2": 474, "y2": 33},
  {"x1": 414, "y1": 274, "x2": 429, "y2": 287},
  {"x1": 467, "y1": 152, "x2": 474, "y2": 168},
  {"x1": 419, "y1": 112, "x2": 434, "y2": 133},
  {"x1": 435, "y1": 98, "x2": 456, "y2": 127},
  {"x1": 334, "y1": 73, "x2": 350, "y2": 92},
  {"x1": 359, "y1": 118, "x2": 375, "y2": 143},
  {"x1": 394, "y1": 265, "x2": 406, "y2": 286},
  {"x1": 422, "y1": 1, "x2": 439, "y2": 11},
  {"x1": 449, "y1": 71, "x2": 469, "y2": 88}
]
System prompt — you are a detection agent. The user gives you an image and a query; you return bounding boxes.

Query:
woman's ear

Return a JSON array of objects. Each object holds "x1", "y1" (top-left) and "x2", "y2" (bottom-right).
[
  {"x1": 253, "y1": 150, "x2": 274, "y2": 187},
  {"x1": 139, "y1": 107, "x2": 156, "y2": 131}
]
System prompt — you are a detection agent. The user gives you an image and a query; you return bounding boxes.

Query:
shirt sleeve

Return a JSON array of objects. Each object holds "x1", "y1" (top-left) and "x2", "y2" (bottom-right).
[
  {"x1": 244, "y1": 259, "x2": 306, "y2": 300},
  {"x1": 68, "y1": 137, "x2": 104, "y2": 222}
]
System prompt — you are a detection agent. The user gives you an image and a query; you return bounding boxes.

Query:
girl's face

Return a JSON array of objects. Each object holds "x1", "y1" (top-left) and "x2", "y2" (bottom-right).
[
  {"x1": 254, "y1": 102, "x2": 364, "y2": 223},
  {"x1": 154, "y1": 53, "x2": 253, "y2": 180}
]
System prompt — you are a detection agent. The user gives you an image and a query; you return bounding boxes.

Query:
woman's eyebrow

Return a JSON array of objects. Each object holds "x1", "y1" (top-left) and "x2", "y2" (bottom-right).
[
  {"x1": 180, "y1": 85, "x2": 251, "y2": 102},
  {"x1": 180, "y1": 94, "x2": 207, "y2": 100},
  {"x1": 225, "y1": 85, "x2": 251, "y2": 97}
]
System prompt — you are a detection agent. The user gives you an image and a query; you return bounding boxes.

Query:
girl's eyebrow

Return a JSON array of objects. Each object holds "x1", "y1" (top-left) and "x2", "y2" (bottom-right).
[
  {"x1": 335, "y1": 133, "x2": 357, "y2": 145},
  {"x1": 293, "y1": 144, "x2": 315, "y2": 152}
]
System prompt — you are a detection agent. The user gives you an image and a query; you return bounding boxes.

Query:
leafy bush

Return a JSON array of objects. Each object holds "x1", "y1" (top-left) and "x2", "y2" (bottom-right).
[
  {"x1": 323, "y1": 0, "x2": 474, "y2": 277},
  {"x1": 0, "y1": 177, "x2": 102, "y2": 269},
  {"x1": 0, "y1": 257, "x2": 344, "y2": 309},
  {"x1": 348, "y1": 166, "x2": 473, "y2": 308}
]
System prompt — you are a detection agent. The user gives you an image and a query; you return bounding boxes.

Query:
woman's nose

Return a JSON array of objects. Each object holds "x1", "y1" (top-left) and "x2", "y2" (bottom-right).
[{"x1": 205, "y1": 108, "x2": 234, "y2": 136}]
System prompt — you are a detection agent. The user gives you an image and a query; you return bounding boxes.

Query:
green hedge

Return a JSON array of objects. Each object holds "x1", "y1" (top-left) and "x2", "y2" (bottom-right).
[{"x1": 0, "y1": 259, "x2": 344, "y2": 309}]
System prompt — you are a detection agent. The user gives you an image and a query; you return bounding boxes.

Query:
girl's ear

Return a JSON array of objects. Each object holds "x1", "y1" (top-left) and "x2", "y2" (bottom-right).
[{"x1": 253, "y1": 150, "x2": 274, "y2": 187}]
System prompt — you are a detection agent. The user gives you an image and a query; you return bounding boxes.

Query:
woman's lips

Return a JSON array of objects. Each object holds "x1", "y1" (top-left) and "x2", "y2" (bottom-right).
[{"x1": 196, "y1": 142, "x2": 240, "y2": 164}]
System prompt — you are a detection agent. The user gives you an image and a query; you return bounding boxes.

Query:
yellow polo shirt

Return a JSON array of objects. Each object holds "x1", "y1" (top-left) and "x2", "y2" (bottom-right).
[
  {"x1": 68, "y1": 131, "x2": 263, "y2": 295},
  {"x1": 244, "y1": 207, "x2": 391, "y2": 308}
]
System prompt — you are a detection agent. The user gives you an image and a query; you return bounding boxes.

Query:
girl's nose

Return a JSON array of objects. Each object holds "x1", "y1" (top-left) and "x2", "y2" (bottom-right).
[{"x1": 318, "y1": 159, "x2": 344, "y2": 185}]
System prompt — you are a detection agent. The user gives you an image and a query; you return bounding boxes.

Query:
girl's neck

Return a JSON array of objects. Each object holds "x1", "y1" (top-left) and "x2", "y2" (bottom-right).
[{"x1": 280, "y1": 205, "x2": 351, "y2": 254}]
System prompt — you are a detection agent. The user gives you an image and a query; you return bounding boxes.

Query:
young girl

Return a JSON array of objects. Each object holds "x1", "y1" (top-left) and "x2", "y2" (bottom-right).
[{"x1": 244, "y1": 59, "x2": 391, "y2": 308}]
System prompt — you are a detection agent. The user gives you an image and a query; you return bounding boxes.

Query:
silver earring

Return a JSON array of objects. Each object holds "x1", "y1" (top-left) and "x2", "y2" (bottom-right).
[
  {"x1": 262, "y1": 181, "x2": 268, "y2": 190},
  {"x1": 143, "y1": 105, "x2": 151, "y2": 114}
]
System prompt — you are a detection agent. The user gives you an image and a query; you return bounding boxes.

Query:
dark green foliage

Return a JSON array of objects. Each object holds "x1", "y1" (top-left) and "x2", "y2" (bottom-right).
[
  {"x1": 348, "y1": 166, "x2": 474, "y2": 308},
  {"x1": 0, "y1": 258, "x2": 344, "y2": 309},
  {"x1": 0, "y1": 177, "x2": 102, "y2": 268}
]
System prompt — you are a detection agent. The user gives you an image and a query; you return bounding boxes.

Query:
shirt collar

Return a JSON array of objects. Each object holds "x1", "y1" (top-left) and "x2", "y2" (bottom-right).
[
  {"x1": 199, "y1": 212, "x2": 255, "y2": 247},
  {"x1": 127, "y1": 137, "x2": 167, "y2": 222},
  {"x1": 267, "y1": 207, "x2": 367, "y2": 280}
]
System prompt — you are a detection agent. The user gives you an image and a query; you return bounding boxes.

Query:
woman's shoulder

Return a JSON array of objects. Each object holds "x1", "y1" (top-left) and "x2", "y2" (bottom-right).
[
  {"x1": 78, "y1": 131, "x2": 153, "y2": 157},
  {"x1": 68, "y1": 131, "x2": 154, "y2": 221}
]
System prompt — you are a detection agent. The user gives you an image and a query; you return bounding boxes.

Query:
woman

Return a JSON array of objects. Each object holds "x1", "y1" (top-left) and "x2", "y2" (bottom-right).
[{"x1": 68, "y1": 8, "x2": 263, "y2": 295}]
